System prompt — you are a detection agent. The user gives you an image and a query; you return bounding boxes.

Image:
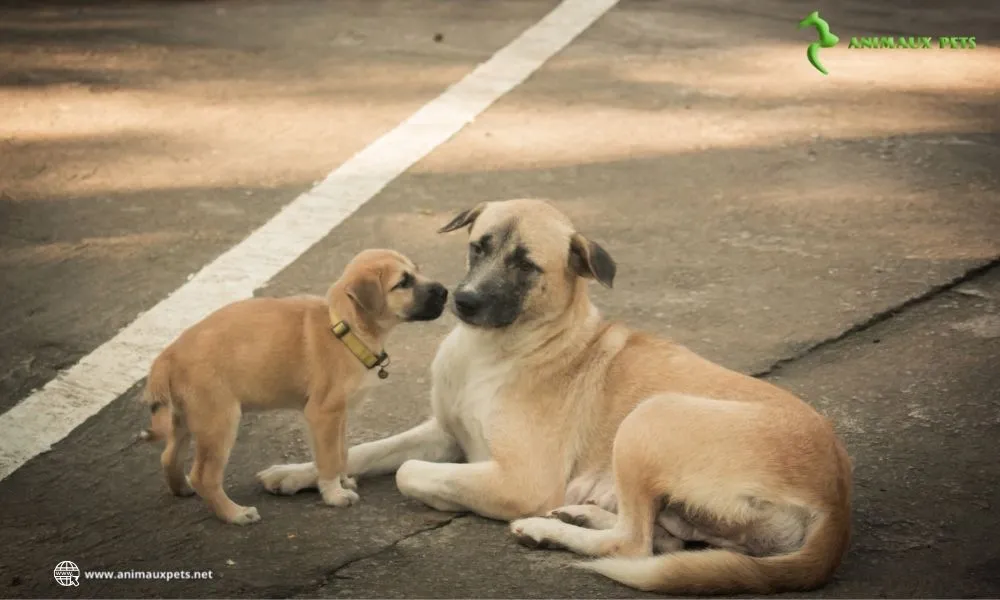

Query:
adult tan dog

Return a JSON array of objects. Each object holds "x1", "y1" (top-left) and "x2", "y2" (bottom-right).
[
  {"x1": 140, "y1": 249, "x2": 448, "y2": 525},
  {"x1": 259, "y1": 200, "x2": 853, "y2": 594}
]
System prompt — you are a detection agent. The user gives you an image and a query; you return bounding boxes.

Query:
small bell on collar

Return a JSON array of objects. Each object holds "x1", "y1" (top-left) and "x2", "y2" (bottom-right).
[{"x1": 376, "y1": 355, "x2": 391, "y2": 380}]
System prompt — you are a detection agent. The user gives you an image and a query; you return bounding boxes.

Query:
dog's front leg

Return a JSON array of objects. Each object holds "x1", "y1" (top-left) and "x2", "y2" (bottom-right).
[
  {"x1": 258, "y1": 418, "x2": 461, "y2": 495},
  {"x1": 305, "y1": 400, "x2": 359, "y2": 507},
  {"x1": 347, "y1": 418, "x2": 462, "y2": 478},
  {"x1": 395, "y1": 459, "x2": 556, "y2": 522}
]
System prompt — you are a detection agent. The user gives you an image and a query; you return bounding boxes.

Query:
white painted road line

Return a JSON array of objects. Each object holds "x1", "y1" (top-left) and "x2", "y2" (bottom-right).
[{"x1": 0, "y1": 0, "x2": 621, "y2": 481}]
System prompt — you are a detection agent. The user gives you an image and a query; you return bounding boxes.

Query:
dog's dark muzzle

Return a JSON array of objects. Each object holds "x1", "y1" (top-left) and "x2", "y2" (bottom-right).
[
  {"x1": 453, "y1": 289, "x2": 484, "y2": 321},
  {"x1": 450, "y1": 286, "x2": 520, "y2": 328}
]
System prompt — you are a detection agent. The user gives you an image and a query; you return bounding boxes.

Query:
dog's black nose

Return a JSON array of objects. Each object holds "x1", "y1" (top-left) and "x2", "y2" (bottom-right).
[
  {"x1": 431, "y1": 283, "x2": 448, "y2": 301},
  {"x1": 454, "y1": 290, "x2": 482, "y2": 317}
]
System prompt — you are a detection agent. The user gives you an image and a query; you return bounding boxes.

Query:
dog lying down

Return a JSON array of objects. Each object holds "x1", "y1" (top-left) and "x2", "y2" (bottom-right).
[
  {"x1": 259, "y1": 199, "x2": 854, "y2": 595},
  {"x1": 138, "y1": 249, "x2": 448, "y2": 525}
]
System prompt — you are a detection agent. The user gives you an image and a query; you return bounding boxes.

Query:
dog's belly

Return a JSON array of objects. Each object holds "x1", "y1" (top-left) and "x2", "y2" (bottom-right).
[{"x1": 564, "y1": 470, "x2": 618, "y2": 512}]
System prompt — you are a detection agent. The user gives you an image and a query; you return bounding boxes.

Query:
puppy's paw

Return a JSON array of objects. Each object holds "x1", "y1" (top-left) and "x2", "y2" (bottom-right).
[
  {"x1": 322, "y1": 487, "x2": 360, "y2": 508},
  {"x1": 510, "y1": 517, "x2": 565, "y2": 550},
  {"x1": 257, "y1": 464, "x2": 317, "y2": 495},
  {"x1": 169, "y1": 475, "x2": 196, "y2": 498},
  {"x1": 227, "y1": 506, "x2": 262, "y2": 526},
  {"x1": 340, "y1": 475, "x2": 358, "y2": 491}
]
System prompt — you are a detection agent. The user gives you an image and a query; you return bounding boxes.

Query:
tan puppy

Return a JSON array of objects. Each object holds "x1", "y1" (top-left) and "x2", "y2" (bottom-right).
[
  {"x1": 139, "y1": 249, "x2": 448, "y2": 525},
  {"x1": 259, "y1": 200, "x2": 853, "y2": 595}
]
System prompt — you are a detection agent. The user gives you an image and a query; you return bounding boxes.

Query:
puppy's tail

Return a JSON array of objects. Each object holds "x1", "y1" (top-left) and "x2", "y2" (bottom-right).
[
  {"x1": 138, "y1": 355, "x2": 175, "y2": 443},
  {"x1": 577, "y1": 501, "x2": 851, "y2": 595}
]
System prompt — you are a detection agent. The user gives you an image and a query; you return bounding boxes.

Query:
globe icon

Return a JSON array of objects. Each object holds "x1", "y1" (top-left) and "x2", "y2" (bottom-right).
[{"x1": 53, "y1": 561, "x2": 80, "y2": 587}]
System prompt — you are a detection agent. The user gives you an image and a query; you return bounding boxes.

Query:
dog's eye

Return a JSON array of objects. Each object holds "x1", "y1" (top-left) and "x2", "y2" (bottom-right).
[
  {"x1": 393, "y1": 273, "x2": 414, "y2": 290},
  {"x1": 513, "y1": 259, "x2": 539, "y2": 274},
  {"x1": 469, "y1": 243, "x2": 484, "y2": 257}
]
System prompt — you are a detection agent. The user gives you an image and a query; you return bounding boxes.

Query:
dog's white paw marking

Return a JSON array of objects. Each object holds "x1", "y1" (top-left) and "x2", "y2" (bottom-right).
[
  {"x1": 322, "y1": 487, "x2": 360, "y2": 508},
  {"x1": 229, "y1": 506, "x2": 261, "y2": 526},
  {"x1": 257, "y1": 465, "x2": 315, "y2": 495},
  {"x1": 340, "y1": 475, "x2": 358, "y2": 491},
  {"x1": 510, "y1": 517, "x2": 563, "y2": 550}
]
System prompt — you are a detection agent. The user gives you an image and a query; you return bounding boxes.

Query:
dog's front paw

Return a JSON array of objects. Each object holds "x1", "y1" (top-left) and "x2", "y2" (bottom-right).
[
  {"x1": 340, "y1": 475, "x2": 358, "y2": 491},
  {"x1": 510, "y1": 517, "x2": 565, "y2": 550},
  {"x1": 257, "y1": 463, "x2": 317, "y2": 495}
]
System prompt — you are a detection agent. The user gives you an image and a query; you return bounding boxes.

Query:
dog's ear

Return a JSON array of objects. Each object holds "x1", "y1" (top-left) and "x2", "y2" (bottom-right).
[
  {"x1": 569, "y1": 232, "x2": 616, "y2": 289},
  {"x1": 346, "y1": 275, "x2": 385, "y2": 316},
  {"x1": 438, "y1": 203, "x2": 487, "y2": 234}
]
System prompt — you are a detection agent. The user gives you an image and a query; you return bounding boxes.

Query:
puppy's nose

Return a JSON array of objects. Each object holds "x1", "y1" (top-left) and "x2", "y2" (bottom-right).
[
  {"x1": 431, "y1": 283, "x2": 448, "y2": 301},
  {"x1": 454, "y1": 289, "x2": 483, "y2": 317}
]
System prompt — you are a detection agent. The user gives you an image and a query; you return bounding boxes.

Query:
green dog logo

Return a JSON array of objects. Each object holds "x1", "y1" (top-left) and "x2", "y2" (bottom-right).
[{"x1": 798, "y1": 11, "x2": 839, "y2": 75}]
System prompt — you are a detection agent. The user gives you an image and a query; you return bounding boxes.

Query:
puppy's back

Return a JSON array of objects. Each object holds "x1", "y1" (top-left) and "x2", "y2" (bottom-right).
[{"x1": 160, "y1": 295, "x2": 327, "y2": 408}]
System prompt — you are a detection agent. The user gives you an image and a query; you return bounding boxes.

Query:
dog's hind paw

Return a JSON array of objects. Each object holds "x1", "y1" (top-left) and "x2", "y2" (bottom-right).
[
  {"x1": 547, "y1": 504, "x2": 617, "y2": 530},
  {"x1": 510, "y1": 517, "x2": 566, "y2": 550},
  {"x1": 550, "y1": 508, "x2": 589, "y2": 527}
]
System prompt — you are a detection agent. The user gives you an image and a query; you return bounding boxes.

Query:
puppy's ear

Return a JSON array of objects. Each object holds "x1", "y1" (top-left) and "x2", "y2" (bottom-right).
[
  {"x1": 569, "y1": 232, "x2": 616, "y2": 289},
  {"x1": 438, "y1": 203, "x2": 487, "y2": 234},
  {"x1": 346, "y1": 275, "x2": 385, "y2": 316}
]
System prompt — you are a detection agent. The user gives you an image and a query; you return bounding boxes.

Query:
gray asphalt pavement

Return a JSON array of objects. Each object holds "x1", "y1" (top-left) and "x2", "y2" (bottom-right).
[{"x1": 1, "y1": 0, "x2": 998, "y2": 598}]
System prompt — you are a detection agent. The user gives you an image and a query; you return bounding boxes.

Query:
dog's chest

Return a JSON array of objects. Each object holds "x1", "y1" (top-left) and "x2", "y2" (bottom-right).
[
  {"x1": 455, "y1": 363, "x2": 510, "y2": 462},
  {"x1": 432, "y1": 330, "x2": 511, "y2": 463}
]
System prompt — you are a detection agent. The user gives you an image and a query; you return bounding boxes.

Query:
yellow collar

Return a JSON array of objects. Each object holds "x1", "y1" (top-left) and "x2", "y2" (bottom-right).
[{"x1": 329, "y1": 309, "x2": 390, "y2": 379}]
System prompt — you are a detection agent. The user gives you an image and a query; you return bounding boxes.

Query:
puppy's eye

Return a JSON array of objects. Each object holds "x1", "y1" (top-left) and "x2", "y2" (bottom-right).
[
  {"x1": 393, "y1": 273, "x2": 414, "y2": 290},
  {"x1": 469, "y1": 243, "x2": 484, "y2": 257}
]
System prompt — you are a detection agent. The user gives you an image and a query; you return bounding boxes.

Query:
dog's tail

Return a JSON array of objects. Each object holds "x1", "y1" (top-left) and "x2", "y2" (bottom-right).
[
  {"x1": 577, "y1": 501, "x2": 850, "y2": 595},
  {"x1": 138, "y1": 355, "x2": 175, "y2": 443}
]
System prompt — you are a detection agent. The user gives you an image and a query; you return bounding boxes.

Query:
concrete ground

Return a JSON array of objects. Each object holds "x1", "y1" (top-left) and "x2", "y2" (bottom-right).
[{"x1": 1, "y1": 0, "x2": 998, "y2": 598}]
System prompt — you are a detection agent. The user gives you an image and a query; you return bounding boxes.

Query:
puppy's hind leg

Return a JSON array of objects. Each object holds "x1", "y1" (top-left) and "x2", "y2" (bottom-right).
[
  {"x1": 161, "y1": 412, "x2": 194, "y2": 497},
  {"x1": 189, "y1": 403, "x2": 260, "y2": 526}
]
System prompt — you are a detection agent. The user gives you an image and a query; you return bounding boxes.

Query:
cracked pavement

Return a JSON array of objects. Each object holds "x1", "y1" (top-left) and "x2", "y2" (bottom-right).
[{"x1": 1, "y1": 0, "x2": 998, "y2": 598}]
